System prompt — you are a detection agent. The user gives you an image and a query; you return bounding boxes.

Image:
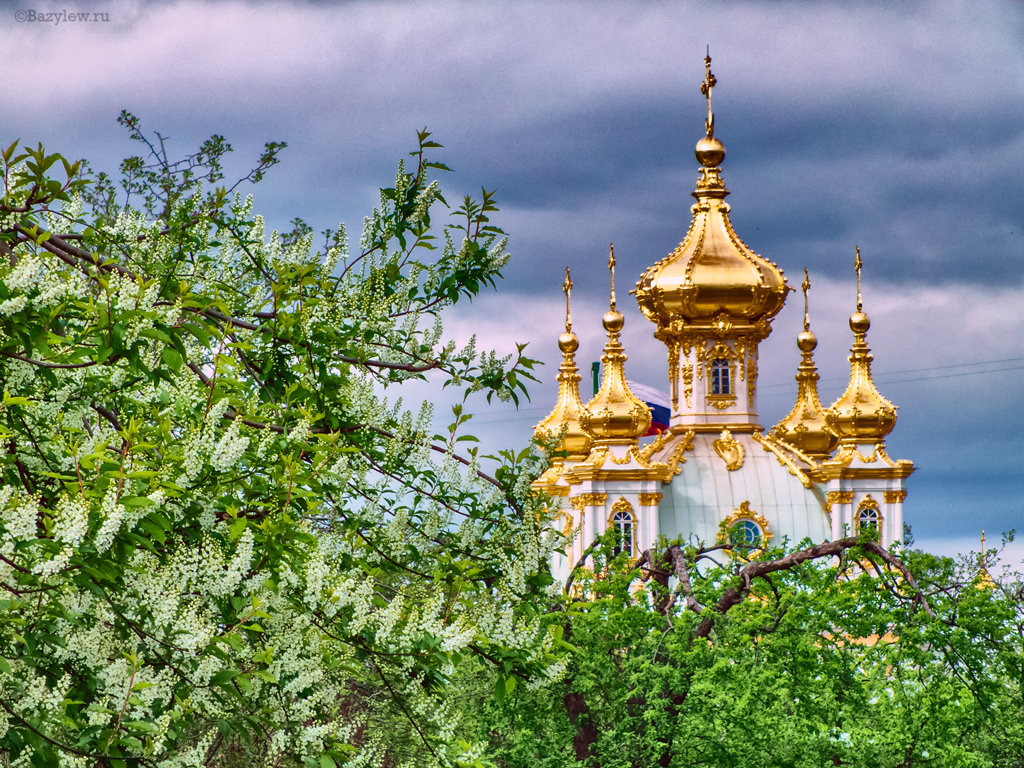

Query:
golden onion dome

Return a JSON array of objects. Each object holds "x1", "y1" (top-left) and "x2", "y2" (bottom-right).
[
  {"x1": 635, "y1": 57, "x2": 788, "y2": 337},
  {"x1": 770, "y1": 270, "x2": 838, "y2": 457},
  {"x1": 534, "y1": 269, "x2": 592, "y2": 460},
  {"x1": 580, "y1": 246, "x2": 652, "y2": 444},
  {"x1": 826, "y1": 249, "x2": 898, "y2": 443}
]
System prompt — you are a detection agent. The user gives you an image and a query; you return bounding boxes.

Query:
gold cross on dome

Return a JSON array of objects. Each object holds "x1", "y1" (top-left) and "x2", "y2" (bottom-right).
[
  {"x1": 562, "y1": 266, "x2": 573, "y2": 332},
  {"x1": 607, "y1": 243, "x2": 617, "y2": 311},
  {"x1": 699, "y1": 49, "x2": 717, "y2": 139},
  {"x1": 854, "y1": 246, "x2": 863, "y2": 312},
  {"x1": 801, "y1": 267, "x2": 811, "y2": 332}
]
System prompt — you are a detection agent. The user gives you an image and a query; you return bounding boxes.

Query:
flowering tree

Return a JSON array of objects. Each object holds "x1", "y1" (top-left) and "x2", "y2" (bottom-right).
[{"x1": 0, "y1": 116, "x2": 562, "y2": 767}]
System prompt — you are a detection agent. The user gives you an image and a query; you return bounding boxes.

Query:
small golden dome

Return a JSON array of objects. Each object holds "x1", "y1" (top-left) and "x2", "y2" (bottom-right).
[
  {"x1": 770, "y1": 270, "x2": 838, "y2": 458},
  {"x1": 580, "y1": 246, "x2": 652, "y2": 444},
  {"x1": 534, "y1": 269, "x2": 592, "y2": 460},
  {"x1": 635, "y1": 63, "x2": 788, "y2": 338},
  {"x1": 826, "y1": 251, "x2": 897, "y2": 443}
]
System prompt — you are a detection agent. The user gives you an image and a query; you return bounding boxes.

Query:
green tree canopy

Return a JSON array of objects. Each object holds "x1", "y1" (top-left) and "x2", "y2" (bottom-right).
[
  {"x1": 0, "y1": 116, "x2": 561, "y2": 767},
  {"x1": 469, "y1": 535, "x2": 1024, "y2": 768}
]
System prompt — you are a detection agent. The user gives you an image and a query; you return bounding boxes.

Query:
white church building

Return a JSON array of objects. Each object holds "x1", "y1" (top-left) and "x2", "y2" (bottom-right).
[{"x1": 533, "y1": 57, "x2": 914, "y2": 581}]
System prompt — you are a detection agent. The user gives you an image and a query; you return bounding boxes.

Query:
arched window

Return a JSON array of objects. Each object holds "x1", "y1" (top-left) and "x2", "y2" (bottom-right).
[
  {"x1": 727, "y1": 518, "x2": 764, "y2": 550},
  {"x1": 710, "y1": 358, "x2": 731, "y2": 396},
  {"x1": 856, "y1": 503, "x2": 880, "y2": 539},
  {"x1": 610, "y1": 510, "x2": 634, "y2": 557}
]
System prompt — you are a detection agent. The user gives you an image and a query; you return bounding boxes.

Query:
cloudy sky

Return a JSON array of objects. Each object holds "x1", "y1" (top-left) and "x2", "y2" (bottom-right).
[{"x1": 4, "y1": 0, "x2": 1022, "y2": 561}]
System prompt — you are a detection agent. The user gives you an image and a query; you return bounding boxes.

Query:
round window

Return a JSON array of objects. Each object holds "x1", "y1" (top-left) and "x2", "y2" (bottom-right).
[{"x1": 728, "y1": 519, "x2": 763, "y2": 549}]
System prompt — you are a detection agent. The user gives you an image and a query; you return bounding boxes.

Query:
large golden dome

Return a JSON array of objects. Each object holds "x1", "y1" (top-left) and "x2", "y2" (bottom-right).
[
  {"x1": 635, "y1": 58, "x2": 788, "y2": 338},
  {"x1": 634, "y1": 156, "x2": 789, "y2": 336}
]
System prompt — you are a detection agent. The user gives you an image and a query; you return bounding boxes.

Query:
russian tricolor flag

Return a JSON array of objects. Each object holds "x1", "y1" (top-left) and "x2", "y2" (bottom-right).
[{"x1": 627, "y1": 381, "x2": 671, "y2": 436}]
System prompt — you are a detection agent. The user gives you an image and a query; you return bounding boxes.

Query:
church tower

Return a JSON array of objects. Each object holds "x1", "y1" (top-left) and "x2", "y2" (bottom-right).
[
  {"x1": 533, "y1": 56, "x2": 913, "y2": 582},
  {"x1": 634, "y1": 55, "x2": 788, "y2": 431}
]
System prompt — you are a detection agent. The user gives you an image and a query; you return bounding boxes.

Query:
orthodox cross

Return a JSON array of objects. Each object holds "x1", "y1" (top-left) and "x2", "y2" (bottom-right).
[
  {"x1": 699, "y1": 48, "x2": 717, "y2": 139},
  {"x1": 854, "y1": 245, "x2": 863, "y2": 312},
  {"x1": 801, "y1": 267, "x2": 811, "y2": 332},
  {"x1": 608, "y1": 243, "x2": 617, "y2": 311},
  {"x1": 563, "y1": 266, "x2": 573, "y2": 332}
]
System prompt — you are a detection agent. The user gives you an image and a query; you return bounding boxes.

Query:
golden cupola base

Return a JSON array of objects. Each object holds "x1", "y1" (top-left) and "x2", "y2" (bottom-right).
[
  {"x1": 633, "y1": 55, "x2": 788, "y2": 431},
  {"x1": 770, "y1": 269, "x2": 838, "y2": 458}
]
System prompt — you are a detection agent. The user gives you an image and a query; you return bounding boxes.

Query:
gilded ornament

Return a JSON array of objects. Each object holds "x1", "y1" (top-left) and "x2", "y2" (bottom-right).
[
  {"x1": 751, "y1": 431, "x2": 812, "y2": 488},
  {"x1": 668, "y1": 344, "x2": 679, "y2": 412},
  {"x1": 825, "y1": 491, "x2": 854, "y2": 513},
  {"x1": 638, "y1": 493, "x2": 663, "y2": 506},
  {"x1": 708, "y1": 397, "x2": 736, "y2": 410},
  {"x1": 884, "y1": 490, "x2": 907, "y2": 503},
  {"x1": 570, "y1": 493, "x2": 607, "y2": 511},
  {"x1": 682, "y1": 363, "x2": 693, "y2": 408},
  {"x1": 665, "y1": 429, "x2": 695, "y2": 475},
  {"x1": 712, "y1": 429, "x2": 745, "y2": 470},
  {"x1": 638, "y1": 430, "x2": 675, "y2": 462}
]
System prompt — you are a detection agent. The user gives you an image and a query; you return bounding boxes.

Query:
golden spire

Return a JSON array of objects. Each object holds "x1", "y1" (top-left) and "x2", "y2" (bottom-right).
[
  {"x1": 581, "y1": 245, "x2": 651, "y2": 444},
  {"x1": 636, "y1": 55, "x2": 787, "y2": 340},
  {"x1": 533, "y1": 266, "x2": 592, "y2": 460},
  {"x1": 826, "y1": 249, "x2": 898, "y2": 443},
  {"x1": 770, "y1": 269, "x2": 838, "y2": 457}
]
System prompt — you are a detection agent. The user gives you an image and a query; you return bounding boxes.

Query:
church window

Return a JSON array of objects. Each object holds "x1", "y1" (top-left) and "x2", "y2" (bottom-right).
[
  {"x1": 610, "y1": 509, "x2": 635, "y2": 557},
  {"x1": 710, "y1": 358, "x2": 731, "y2": 395},
  {"x1": 727, "y1": 518, "x2": 763, "y2": 550},
  {"x1": 856, "y1": 504, "x2": 880, "y2": 538}
]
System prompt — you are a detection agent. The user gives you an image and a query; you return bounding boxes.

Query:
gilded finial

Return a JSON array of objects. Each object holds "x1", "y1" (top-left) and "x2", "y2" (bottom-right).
[
  {"x1": 976, "y1": 529, "x2": 996, "y2": 589},
  {"x1": 608, "y1": 243, "x2": 617, "y2": 311},
  {"x1": 700, "y1": 49, "x2": 717, "y2": 139},
  {"x1": 563, "y1": 266, "x2": 573, "y2": 333},
  {"x1": 801, "y1": 267, "x2": 811, "y2": 333},
  {"x1": 855, "y1": 246, "x2": 863, "y2": 313}
]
